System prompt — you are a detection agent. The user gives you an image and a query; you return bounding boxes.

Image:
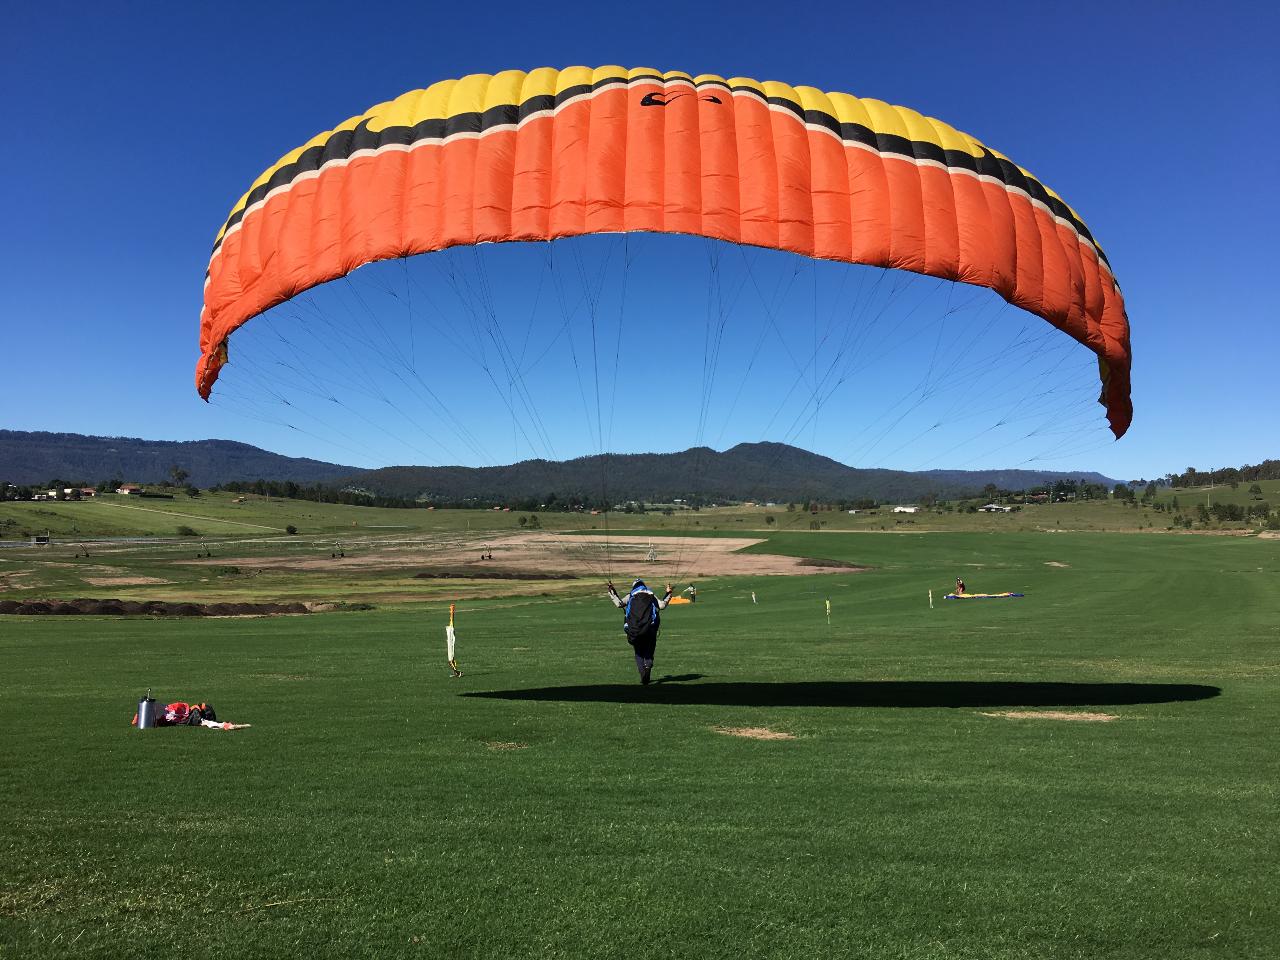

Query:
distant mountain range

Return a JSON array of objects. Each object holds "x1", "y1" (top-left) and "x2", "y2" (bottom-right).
[
  {"x1": 0, "y1": 431, "x2": 363, "y2": 488},
  {"x1": 0, "y1": 430, "x2": 1118, "y2": 502},
  {"x1": 356, "y1": 443, "x2": 1117, "y2": 503}
]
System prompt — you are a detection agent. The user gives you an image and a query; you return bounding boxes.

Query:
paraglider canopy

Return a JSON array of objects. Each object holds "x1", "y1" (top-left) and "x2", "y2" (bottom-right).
[{"x1": 197, "y1": 66, "x2": 1131, "y2": 438}]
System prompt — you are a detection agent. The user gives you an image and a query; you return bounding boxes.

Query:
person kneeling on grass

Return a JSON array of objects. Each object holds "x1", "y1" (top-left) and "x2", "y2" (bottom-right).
[
  {"x1": 131, "y1": 701, "x2": 251, "y2": 731},
  {"x1": 606, "y1": 579, "x2": 673, "y2": 685}
]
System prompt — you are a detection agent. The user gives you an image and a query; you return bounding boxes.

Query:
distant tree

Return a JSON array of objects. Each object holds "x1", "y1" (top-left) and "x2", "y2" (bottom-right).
[
  {"x1": 1249, "y1": 484, "x2": 1263, "y2": 500},
  {"x1": 285, "y1": 524, "x2": 298, "y2": 535},
  {"x1": 1112, "y1": 483, "x2": 1133, "y2": 501},
  {"x1": 1212, "y1": 503, "x2": 1245, "y2": 522},
  {"x1": 1143, "y1": 482, "x2": 1157, "y2": 502},
  {"x1": 765, "y1": 515, "x2": 775, "y2": 526},
  {"x1": 185, "y1": 485, "x2": 200, "y2": 498},
  {"x1": 786, "y1": 502, "x2": 795, "y2": 512},
  {"x1": 176, "y1": 525, "x2": 198, "y2": 537},
  {"x1": 170, "y1": 465, "x2": 190, "y2": 486},
  {"x1": 518, "y1": 515, "x2": 528, "y2": 527}
]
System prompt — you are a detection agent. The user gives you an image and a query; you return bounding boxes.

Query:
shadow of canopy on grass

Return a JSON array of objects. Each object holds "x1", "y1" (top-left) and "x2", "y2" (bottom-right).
[{"x1": 463, "y1": 680, "x2": 1221, "y2": 709}]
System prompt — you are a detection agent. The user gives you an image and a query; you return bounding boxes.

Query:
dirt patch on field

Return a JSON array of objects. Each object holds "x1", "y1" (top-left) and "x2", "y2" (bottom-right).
[
  {"x1": 1044, "y1": 561, "x2": 1070, "y2": 568},
  {"x1": 0, "y1": 573, "x2": 36, "y2": 591},
  {"x1": 0, "y1": 598, "x2": 309, "y2": 617},
  {"x1": 484, "y1": 741, "x2": 528, "y2": 751},
  {"x1": 83, "y1": 576, "x2": 171, "y2": 586},
  {"x1": 1258, "y1": 531, "x2": 1280, "y2": 540},
  {"x1": 713, "y1": 726, "x2": 797, "y2": 741},
  {"x1": 182, "y1": 533, "x2": 866, "y2": 580},
  {"x1": 980, "y1": 710, "x2": 1119, "y2": 722}
]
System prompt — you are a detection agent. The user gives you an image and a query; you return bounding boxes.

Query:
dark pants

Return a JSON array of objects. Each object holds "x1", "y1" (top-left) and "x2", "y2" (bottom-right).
[{"x1": 628, "y1": 627, "x2": 658, "y2": 674}]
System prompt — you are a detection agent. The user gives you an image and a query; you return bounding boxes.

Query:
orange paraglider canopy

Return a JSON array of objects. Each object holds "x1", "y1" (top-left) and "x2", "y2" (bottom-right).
[{"x1": 198, "y1": 66, "x2": 1131, "y2": 437}]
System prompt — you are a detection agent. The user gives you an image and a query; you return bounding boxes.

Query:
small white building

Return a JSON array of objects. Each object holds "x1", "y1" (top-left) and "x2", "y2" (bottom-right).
[
  {"x1": 891, "y1": 505, "x2": 919, "y2": 514},
  {"x1": 117, "y1": 485, "x2": 143, "y2": 495},
  {"x1": 979, "y1": 503, "x2": 1013, "y2": 513}
]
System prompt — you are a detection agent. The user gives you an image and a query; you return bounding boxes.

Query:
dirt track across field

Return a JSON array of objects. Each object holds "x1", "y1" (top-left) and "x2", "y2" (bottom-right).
[{"x1": 182, "y1": 534, "x2": 865, "y2": 580}]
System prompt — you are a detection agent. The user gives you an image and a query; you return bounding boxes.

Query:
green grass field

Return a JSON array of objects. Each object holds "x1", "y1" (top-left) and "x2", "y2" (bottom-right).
[
  {"x1": 1153, "y1": 478, "x2": 1280, "y2": 511},
  {"x1": 3, "y1": 483, "x2": 1277, "y2": 550},
  {"x1": 0, "y1": 492, "x2": 548, "y2": 540},
  {"x1": 2, "y1": 530, "x2": 1277, "y2": 958}
]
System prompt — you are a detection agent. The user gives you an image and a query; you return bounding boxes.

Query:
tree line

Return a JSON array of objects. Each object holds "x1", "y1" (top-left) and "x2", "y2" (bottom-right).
[{"x1": 1167, "y1": 460, "x2": 1280, "y2": 487}]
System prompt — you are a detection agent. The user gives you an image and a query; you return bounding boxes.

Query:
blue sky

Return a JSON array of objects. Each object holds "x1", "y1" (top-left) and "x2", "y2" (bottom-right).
[{"x1": 3, "y1": 1, "x2": 1276, "y2": 480}]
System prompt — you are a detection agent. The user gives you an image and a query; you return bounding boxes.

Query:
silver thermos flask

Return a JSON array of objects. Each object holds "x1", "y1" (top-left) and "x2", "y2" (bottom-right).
[{"x1": 137, "y1": 689, "x2": 157, "y2": 729}]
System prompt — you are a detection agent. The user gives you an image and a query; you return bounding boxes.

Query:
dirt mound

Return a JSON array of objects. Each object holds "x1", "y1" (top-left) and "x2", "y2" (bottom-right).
[
  {"x1": 797, "y1": 557, "x2": 867, "y2": 570},
  {"x1": 0, "y1": 598, "x2": 313, "y2": 617},
  {"x1": 259, "y1": 602, "x2": 308, "y2": 614}
]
